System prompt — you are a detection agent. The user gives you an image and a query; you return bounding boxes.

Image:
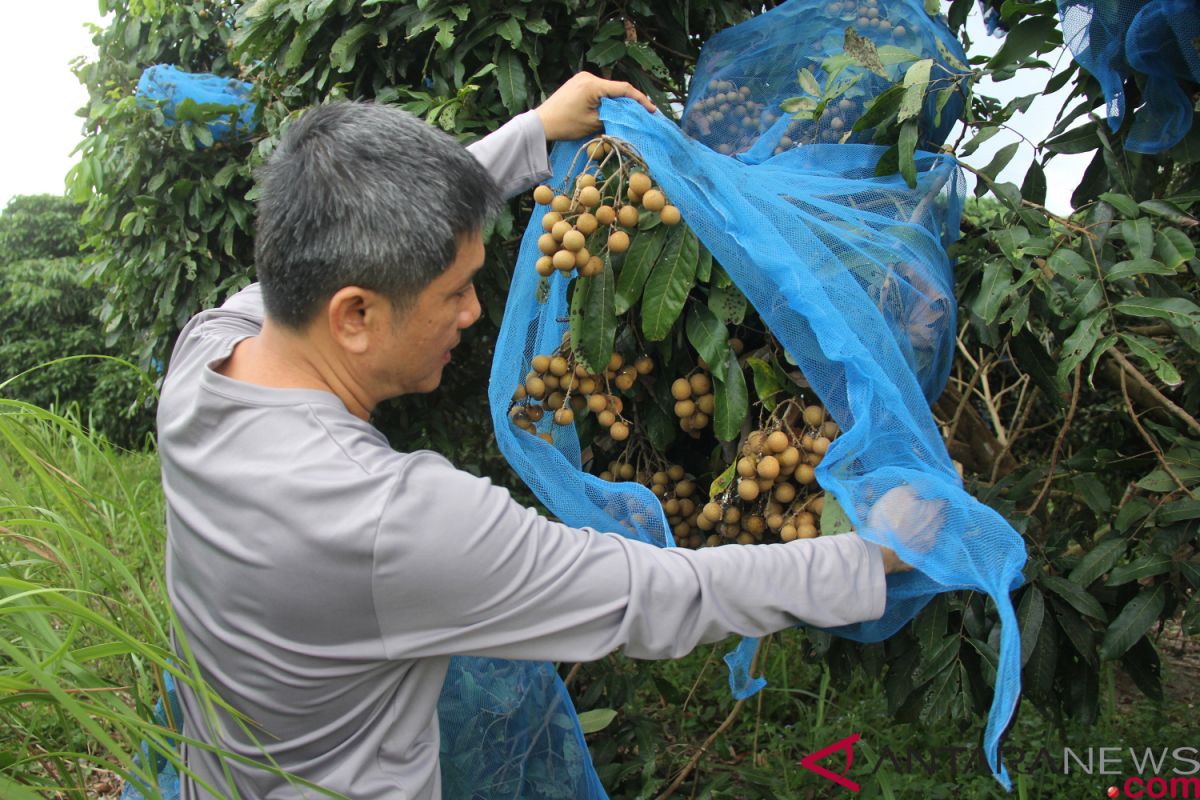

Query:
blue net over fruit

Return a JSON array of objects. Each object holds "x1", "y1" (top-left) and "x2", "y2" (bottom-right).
[
  {"x1": 135, "y1": 64, "x2": 257, "y2": 142},
  {"x1": 1056, "y1": 0, "x2": 1200, "y2": 153}
]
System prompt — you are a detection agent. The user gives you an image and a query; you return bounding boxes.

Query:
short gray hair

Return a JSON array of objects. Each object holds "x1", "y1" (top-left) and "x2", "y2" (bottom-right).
[{"x1": 254, "y1": 101, "x2": 502, "y2": 328}]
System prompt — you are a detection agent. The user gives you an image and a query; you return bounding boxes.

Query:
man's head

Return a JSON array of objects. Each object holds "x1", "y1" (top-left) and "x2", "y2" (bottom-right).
[{"x1": 253, "y1": 102, "x2": 501, "y2": 399}]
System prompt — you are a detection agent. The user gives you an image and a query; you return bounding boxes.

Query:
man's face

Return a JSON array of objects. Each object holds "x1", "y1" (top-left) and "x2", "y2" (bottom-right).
[{"x1": 372, "y1": 232, "x2": 486, "y2": 398}]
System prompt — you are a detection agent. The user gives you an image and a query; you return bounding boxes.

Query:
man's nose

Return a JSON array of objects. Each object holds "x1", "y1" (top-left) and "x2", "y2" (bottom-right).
[{"x1": 458, "y1": 288, "x2": 482, "y2": 328}]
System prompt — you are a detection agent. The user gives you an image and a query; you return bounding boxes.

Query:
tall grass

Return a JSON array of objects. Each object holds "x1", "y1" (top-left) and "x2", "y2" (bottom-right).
[{"x1": 0, "y1": 395, "x2": 341, "y2": 798}]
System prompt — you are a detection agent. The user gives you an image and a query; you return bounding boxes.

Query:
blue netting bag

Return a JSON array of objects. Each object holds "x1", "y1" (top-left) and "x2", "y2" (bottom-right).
[
  {"x1": 136, "y1": 64, "x2": 257, "y2": 142},
  {"x1": 1057, "y1": 0, "x2": 1200, "y2": 153},
  {"x1": 120, "y1": 672, "x2": 182, "y2": 800},
  {"x1": 481, "y1": 0, "x2": 1026, "y2": 793}
]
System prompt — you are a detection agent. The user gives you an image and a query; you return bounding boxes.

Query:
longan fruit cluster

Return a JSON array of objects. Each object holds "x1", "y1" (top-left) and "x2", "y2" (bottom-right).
[
  {"x1": 682, "y1": 80, "x2": 769, "y2": 155},
  {"x1": 510, "y1": 342, "x2": 656, "y2": 443},
  {"x1": 773, "y1": 97, "x2": 861, "y2": 153},
  {"x1": 827, "y1": 0, "x2": 908, "y2": 39},
  {"x1": 669, "y1": 371, "x2": 715, "y2": 434},
  {"x1": 531, "y1": 138, "x2": 682, "y2": 280},
  {"x1": 600, "y1": 461, "x2": 708, "y2": 548},
  {"x1": 685, "y1": 404, "x2": 842, "y2": 549}
]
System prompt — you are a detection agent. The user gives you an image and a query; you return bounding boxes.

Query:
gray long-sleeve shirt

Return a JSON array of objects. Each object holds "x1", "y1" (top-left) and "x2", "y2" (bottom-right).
[{"x1": 160, "y1": 110, "x2": 888, "y2": 800}]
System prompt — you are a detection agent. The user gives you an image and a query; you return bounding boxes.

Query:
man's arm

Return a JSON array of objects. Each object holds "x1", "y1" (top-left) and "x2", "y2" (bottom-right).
[{"x1": 371, "y1": 452, "x2": 887, "y2": 663}]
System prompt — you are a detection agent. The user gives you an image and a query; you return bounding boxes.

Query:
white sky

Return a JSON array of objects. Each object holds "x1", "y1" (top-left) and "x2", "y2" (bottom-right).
[{"x1": 0, "y1": 3, "x2": 1087, "y2": 214}]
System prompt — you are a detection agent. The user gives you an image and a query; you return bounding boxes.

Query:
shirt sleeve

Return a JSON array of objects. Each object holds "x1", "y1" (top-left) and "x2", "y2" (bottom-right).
[
  {"x1": 371, "y1": 452, "x2": 887, "y2": 662},
  {"x1": 466, "y1": 110, "x2": 552, "y2": 199}
]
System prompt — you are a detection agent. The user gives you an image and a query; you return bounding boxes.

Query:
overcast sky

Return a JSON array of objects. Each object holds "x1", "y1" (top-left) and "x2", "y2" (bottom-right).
[{"x1": 0, "y1": 3, "x2": 1088, "y2": 214}]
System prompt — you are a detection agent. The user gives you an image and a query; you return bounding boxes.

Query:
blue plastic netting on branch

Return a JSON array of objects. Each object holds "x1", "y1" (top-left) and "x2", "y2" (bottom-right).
[
  {"x1": 135, "y1": 64, "x2": 257, "y2": 142},
  {"x1": 1057, "y1": 0, "x2": 1200, "y2": 153},
  {"x1": 471, "y1": 0, "x2": 1028, "y2": 794}
]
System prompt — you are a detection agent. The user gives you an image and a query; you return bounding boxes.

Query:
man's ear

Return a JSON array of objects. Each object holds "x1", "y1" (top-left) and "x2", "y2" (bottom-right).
[{"x1": 325, "y1": 286, "x2": 386, "y2": 355}]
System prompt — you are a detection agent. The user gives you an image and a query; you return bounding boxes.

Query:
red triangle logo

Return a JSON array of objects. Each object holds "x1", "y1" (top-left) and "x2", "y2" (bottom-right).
[{"x1": 800, "y1": 732, "x2": 861, "y2": 792}]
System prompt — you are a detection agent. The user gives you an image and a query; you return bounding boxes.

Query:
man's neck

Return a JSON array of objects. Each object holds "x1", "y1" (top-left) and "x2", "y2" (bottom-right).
[{"x1": 215, "y1": 324, "x2": 374, "y2": 420}]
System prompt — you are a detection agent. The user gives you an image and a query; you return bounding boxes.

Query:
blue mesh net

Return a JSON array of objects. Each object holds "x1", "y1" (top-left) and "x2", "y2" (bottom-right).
[
  {"x1": 479, "y1": 0, "x2": 1026, "y2": 793},
  {"x1": 1056, "y1": 0, "x2": 1200, "y2": 153},
  {"x1": 120, "y1": 672, "x2": 182, "y2": 800},
  {"x1": 135, "y1": 64, "x2": 257, "y2": 142}
]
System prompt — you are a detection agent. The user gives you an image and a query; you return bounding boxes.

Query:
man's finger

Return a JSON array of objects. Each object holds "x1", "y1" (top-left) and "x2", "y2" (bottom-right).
[{"x1": 597, "y1": 79, "x2": 657, "y2": 114}]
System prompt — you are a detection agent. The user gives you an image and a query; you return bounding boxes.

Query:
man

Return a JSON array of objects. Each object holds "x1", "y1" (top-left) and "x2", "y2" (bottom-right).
[{"x1": 159, "y1": 72, "x2": 905, "y2": 799}]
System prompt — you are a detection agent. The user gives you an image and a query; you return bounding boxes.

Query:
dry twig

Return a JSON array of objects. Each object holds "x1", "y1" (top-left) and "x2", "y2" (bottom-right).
[{"x1": 1024, "y1": 364, "x2": 1082, "y2": 517}]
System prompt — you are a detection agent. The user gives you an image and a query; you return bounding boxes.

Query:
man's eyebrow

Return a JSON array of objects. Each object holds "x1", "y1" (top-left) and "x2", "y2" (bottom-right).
[{"x1": 456, "y1": 262, "x2": 485, "y2": 290}]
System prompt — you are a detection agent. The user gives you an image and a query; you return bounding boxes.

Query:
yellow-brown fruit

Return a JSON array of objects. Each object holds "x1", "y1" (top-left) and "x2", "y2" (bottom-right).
[
  {"x1": 660, "y1": 205, "x2": 681, "y2": 225},
  {"x1": 549, "y1": 356, "x2": 569, "y2": 376},
  {"x1": 573, "y1": 248, "x2": 591, "y2": 269},
  {"x1": 796, "y1": 464, "x2": 816, "y2": 485},
  {"x1": 606, "y1": 352, "x2": 623, "y2": 372},
  {"x1": 766, "y1": 430, "x2": 790, "y2": 454},
  {"x1": 796, "y1": 511, "x2": 815, "y2": 526},
  {"x1": 525, "y1": 376, "x2": 546, "y2": 398},
  {"x1": 609, "y1": 395, "x2": 624, "y2": 414},
  {"x1": 597, "y1": 409, "x2": 616, "y2": 427},
  {"x1": 553, "y1": 249, "x2": 576, "y2": 271},
  {"x1": 737, "y1": 532, "x2": 756, "y2": 545},
  {"x1": 723, "y1": 507, "x2": 742, "y2": 525},
  {"x1": 618, "y1": 463, "x2": 635, "y2": 480},
  {"x1": 688, "y1": 372, "x2": 712, "y2": 395},
  {"x1": 551, "y1": 194, "x2": 572, "y2": 213},
  {"x1": 627, "y1": 186, "x2": 642, "y2": 204},
  {"x1": 578, "y1": 186, "x2": 602, "y2": 208},
  {"x1": 803, "y1": 404, "x2": 825, "y2": 427},
  {"x1": 757, "y1": 476, "x2": 774, "y2": 492},
  {"x1": 614, "y1": 370, "x2": 636, "y2": 391},
  {"x1": 642, "y1": 189, "x2": 666, "y2": 212},
  {"x1": 675, "y1": 479, "x2": 695, "y2": 497},
  {"x1": 705, "y1": 534, "x2": 722, "y2": 547},
  {"x1": 635, "y1": 355, "x2": 654, "y2": 375},
  {"x1": 660, "y1": 377, "x2": 686, "y2": 401},
  {"x1": 774, "y1": 482, "x2": 797, "y2": 504},
  {"x1": 587, "y1": 393, "x2": 608, "y2": 413},
  {"x1": 744, "y1": 515, "x2": 766, "y2": 535},
  {"x1": 526, "y1": 405, "x2": 544, "y2": 421},
  {"x1": 651, "y1": 470, "x2": 670, "y2": 486},
  {"x1": 822, "y1": 420, "x2": 839, "y2": 440},
  {"x1": 562, "y1": 230, "x2": 586, "y2": 252},
  {"x1": 780, "y1": 524, "x2": 798, "y2": 542},
  {"x1": 737, "y1": 456, "x2": 757, "y2": 478},
  {"x1": 533, "y1": 185, "x2": 554, "y2": 205},
  {"x1": 696, "y1": 514, "x2": 715, "y2": 532},
  {"x1": 551, "y1": 220, "x2": 572, "y2": 241},
  {"x1": 729, "y1": 337, "x2": 745, "y2": 355},
  {"x1": 629, "y1": 172, "x2": 652, "y2": 195},
  {"x1": 538, "y1": 432, "x2": 554, "y2": 444},
  {"x1": 513, "y1": 384, "x2": 527, "y2": 402},
  {"x1": 538, "y1": 233, "x2": 557, "y2": 255},
  {"x1": 702, "y1": 501, "x2": 724, "y2": 522},
  {"x1": 738, "y1": 478, "x2": 760, "y2": 501},
  {"x1": 813, "y1": 436, "x2": 831, "y2": 455},
  {"x1": 697, "y1": 393, "x2": 715, "y2": 414},
  {"x1": 543, "y1": 374, "x2": 560, "y2": 390},
  {"x1": 667, "y1": 464, "x2": 685, "y2": 481},
  {"x1": 609, "y1": 421, "x2": 630, "y2": 441},
  {"x1": 599, "y1": 470, "x2": 614, "y2": 482},
  {"x1": 546, "y1": 391, "x2": 565, "y2": 410},
  {"x1": 542, "y1": 211, "x2": 563, "y2": 231},
  {"x1": 674, "y1": 399, "x2": 696, "y2": 418},
  {"x1": 797, "y1": 524, "x2": 819, "y2": 539},
  {"x1": 576, "y1": 173, "x2": 597, "y2": 189},
  {"x1": 583, "y1": 256, "x2": 603, "y2": 277},
  {"x1": 535, "y1": 256, "x2": 554, "y2": 276},
  {"x1": 586, "y1": 140, "x2": 609, "y2": 159},
  {"x1": 617, "y1": 204, "x2": 640, "y2": 227},
  {"x1": 576, "y1": 212, "x2": 598, "y2": 235},
  {"x1": 554, "y1": 407, "x2": 575, "y2": 425},
  {"x1": 690, "y1": 412, "x2": 710, "y2": 429},
  {"x1": 663, "y1": 498, "x2": 680, "y2": 516},
  {"x1": 757, "y1": 455, "x2": 781, "y2": 480},
  {"x1": 560, "y1": 372, "x2": 578, "y2": 392},
  {"x1": 595, "y1": 205, "x2": 616, "y2": 225},
  {"x1": 746, "y1": 431, "x2": 766, "y2": 453},
  {"x1": 767, "y1": 513, "x2": 784, "y2": 530},
  {"x1": 778, "y1": 446, "x2": 801, "y2": 469},
  {"x1": 608, "y1": 230, "x2": 631, "y2": 253}
]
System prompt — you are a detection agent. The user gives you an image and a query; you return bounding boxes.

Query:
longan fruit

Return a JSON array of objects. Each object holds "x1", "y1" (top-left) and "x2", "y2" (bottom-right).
[
  {"x1": 737, "y1": 456, "x2": 757, "y2": 477},
  {"x1": 680, "y1": 418, "x2": 695, "y2": 434},
  {"x1": 676, "y1": 479, "x2": 695, "y2": 497},
  {"x1": 525, "y1": 376, "x2": 546, "y2": 398},
  {"x1": 586, "y1": 393, "x2": 608, "y2": 413},
  {"x1": 641, "y1": 189, "x2": 666, "y2": 212},
  {"x1": 617, "y1": 204, "x2": 639, "y2": 227},
  {"x1": 586, "y1": 140, "x2": 609, "y2": 159},
  {"x1": 634, "y1": 355, "x2": 654, "y2": 375},
  {"x1": 542, "y1": 211, "x2": 563, "y2": 231},
  {"x1": 796, "y1": 464, "x2": 816, "y2": 485},
  {"x1": 746, "y1": 430, "x2": 766, "y2": 452},
  {"x1": 780, "y1": 524, "x2": 798, "y2": 542},
  {"x1": 551, "y1": 194, "x2": 572, "y2": 213},
  {"x1": 688, "y1": 372, "x2": 712, "y2": 395},
  {"x1": 576, "y1": 173, "x2": 597, "y2": 189},
  {"x1": 531, "y1": 354, "x2": 550, "y2": 373},
  {"x1": 610, "y1": 421, "x2": 630, "y2": 441},
  {"x1": 513, "y1": 383, "x2": 527, "y2": 402},
  {"x1": 702, "y1": 501, "x2": 724, "y2": 522},
  {"x1": 554, "y1": 407, "x2": 575, "y2": 425},
  {"x1": 618, "y1": 463, "x2": 635, "y2": 480},
  {"x1": 551, "y1": 220, "x2": 572, "y2": 242},
  {"x1": 667, "y1": 464, "x2": 685, "y2": 482},
  {"x1": 595, "y1": 205, "x2": 616, "y2": 225},
  {"x1": 674, "y1": 399, "x2": 696, "y2": 418},
  {"x1": 652, "y1": 470, "x2": 670, "y2": 486},
  {"x1": 560, "y1": 372, "x2": 578, "y2": 392},
  {"x1": 608, "y1": 230, "x2": 631, "y2": 253},
  {"x1": 812, "y1": 436, "x2": 831, "y2": 455},
  {"x1": 697, "y1": 514, "x2": 715, "y2": 532},
  {"x1": 583, "y1": 256, "x2": 603, "y2": 276},
  {"x1": 737, "y1": 532, "x2": 756, "y2": 545},
  {"x1": 553, "y1": 249, "x2": 576, "y2": 271},
  {"x1": 609, "y1": 395, "x2": 624, "y2": 414},
  {"x1": 822, "y1": 421, "x2": 839, "y2": 439},
  {"x1": 796, "y1": 511, "x2": 815, "y2": 526},
  {"x1": 690, "y1": 412, "x2": 710, "y2": 429},
  {"x1": 627, "y1": 186, "x2": 643, "y2": 204},
  {"x1": 697, "y1": 393, "x2": 715, "y2": 414},
  {"x1": 535, "y1": 256, "x2": 554, "y2": 276},
  {"x1": 538, "y1": 233, "x2": 557, "y2": 255},
  {"x1": 597, "y1": 410, "x2": 616, "y2": 427},
  {"x1": 575, "y1": 212, "x2": 598, "y2": 235},
  {"x1": 798, "y1": 524, "x2": 819, "y2": 539},
  {"x1": 538, "y1": 432, "x2": 554, "y2": 444},
  {"x1": 533, "y1": 185, "x2": 554, "y2": 205},
  {"x1": 651, "y1": 483, "x2": 667, "y2": 498},
  {"x1": 723, "y1": 507, "x2": 741, "y2": 525},
  {"x1": 542, "y1": 374, "x2": 559, "y2": 390},
  {"x1": 660, "y1": 205, "x2": 681, "y2": 225},
  {"x1": 563, "y1": 230, "x2": 586, "y2": 252},
  {"x1": 757, "y1": 455, "x2": 781, "y2": 480},
  {"x1": 629, "y1": 172, "x2": 653, "y2": 195},
  {"x1": 779, "y1": 446, "x2": 801, "y2": 469},
  {"x1": 546, "y1": 391, "x2": 565, "y2": 410},
  {"x1": 810, "y1": 494, "x2": 825, "y2": 514},
  {"x1": 526, "y1": 405, "x2": 544, "y2": 421},
  {"x1": 578, "y1": 186, "x2": 601, "y2": 208},
  {"x1": 663, "y1": 498, "x2": 680, "y2": 516},
  {"x1": 738, "y1": 478, "x2": 760, "y2": 501},
  {"x1": 670, "y1": 378, "x2": 692, "y2": 400},
  {"x1": 767, "y1": 513, "x2": 784, "y2": 530},
  {"x1": 744, "y1": 515, "x2": 766, "y2": 535},
  {"x1": 549, "y1": 356, "x2": 569, "y2": 377},
  {"x1": 803, "y1": 405, "x2": 824, "y2": 427},
  {"x1": 774, "y1": 482, "x2": 797, "y2": 505},
  {"x1": 757, "y1": 476, "x2": 774, "y2": 492},
  {"x1": 765, "y1": 430, "x2": 789, "y2": 454}
]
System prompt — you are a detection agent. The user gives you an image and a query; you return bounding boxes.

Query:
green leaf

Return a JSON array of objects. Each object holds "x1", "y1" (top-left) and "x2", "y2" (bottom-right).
[
  {"x1": 1098, "y1": 585, "x2": 1166, "y2": 661},
  {"x1": 709, "y1": 461, "x2": 736, "y2": 500},
  {"x1": 820, "y1": 493, "x2": 855, "y2": 535},
  {"x1": 1115, "y1": 498, "x2": 1153, "y2": 532},
  {"x1": 1106, "y1": 553, "x2": 1173, "y2": 587},
  {"x1": 852, "y1": 84, "x2": 905, "y2": 132},
  {"x1": 1156, "y1": 499, "x2": 1200, "y2": 524},
  {"x1": 1025, "y1": 610, "x2": 1059, "y2": 700},
  {"x1": 746, "y1": 357, "x2": 784, "y2": 411},
  {"x1": 712, "y1": 348, "x2": 748, "y2": 442},
  {"x1": 569, "y1": 255, "x2": 616, "y2": 374},
  {"x1": 577, "y1": 708, "x2": 618, "y2": 734},
  {"x1": 1042, "y1": 574, "x2": 1107, "y2": 621},
  {"x1": 897, "y1": 59, "x2": 933, "y2": 123},
  {"x1": 978, "y1": 142, "x2": 1020, "y2": 187},
  {"x1": 586, "y1": 38, "x2": 625, "y2": 68},
  {"x1": 1119, "y1": 333, "x2": 1182, "y2": 386},
  {"x1": 685, "y1": 304, "x2": 729, "y2": 368},
  {"x1": 1120, "y1": 218, "x2": 1155, "y2": 260},
  {"x1": 1068, "y1": 538, "x2": 1127, "y2": 587},
  {"x1": 1114, "y1": 297, "x2": 1200, "y2": 351},
  {"x1": 898, "y1": 119, "x2": 918, "y2": 189},
  {"x1": 1071, "y1": 473, "x2": 1112, "y2": 514},
  {"x1": 627, "y1": 42, "x2": 669, "y2": 79},
  {"x1": 496, "y1": 17, "x2": 522, "y2": 47},
  {"x1": 1017, "y1": 586, "x2": 1044, "y2": 668},
  {"x1": 1154, "y1": 228, "x2": 1196, "y2": 269},
  {"x1": 696, "y1": 245, "x2": 712, "y2": 284},
  {"x1": 960, "y1": 125, "x2": 1000, "y2": 158},
  {"x1": 614, "y1": 226, "x2": 668, "y2": 315},
  {"x1": 971, "y1": 259, "x2": 1013, "y2": 323},
  {"x1": 986, "y1": 16, "x2": 1059, "y2": 70},
  {"x1": 1105, "y1": 258, "x2": 1177, "y2": 282},
  {"x1": 1045, "y1": 123, "x2": 1100, "y2": 155},
  {"x1": 798, "y1": 67, "x2": 821, "y2": 97},
  {"x1": 330, "y1": 22, "x2": 373, "y2": 72},
  {"x1": 641, "y1": 226, "x2": 699, "y2": 341},
  {"x1": 1021, "y1": 159, "x2": 1047, "y2": 206},
  {"x1": 708, "y1": 281, "x2": 748, "y2": 324},
  {"x1": 495, "y1": 49, "x2": 528, "y2": 115},
  {"x1": 1099, "y1": 192, "x2": 1140, "y2": 218},
  {"x1": 1138, "y1": 199, "x2": 1199, "y2": 227},
  {"x1": 1056, "y1": 313, "x2": 1106, "y2": 385},
  {"x1": 913, "y1": 634, "x2": 960, "y2": 686},
  {"x1": 844, "y1": 26, "x2": 888, "y2": 78}
]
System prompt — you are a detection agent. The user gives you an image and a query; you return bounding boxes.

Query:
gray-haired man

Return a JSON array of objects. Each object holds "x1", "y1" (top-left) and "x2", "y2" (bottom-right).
[{"x1": 159, "y1": 73, "x2": 903, "y2": 799}]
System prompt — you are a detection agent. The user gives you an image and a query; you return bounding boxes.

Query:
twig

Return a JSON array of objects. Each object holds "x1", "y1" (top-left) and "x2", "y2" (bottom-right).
[
  {"x1": 990, "y1": 385, "x2": 1039, "y2": 485},
  {"x1": 956, "y1": 160, "x2": 1094, "y2": 236},
  {"x1": 656, "y1": 639, "x2": 763, "y2": 800},
  {"x1": 750, "y1": 634, "x2": 774, "y2": 767},
  {"x1": 1023, "y1": 364, "x2": 1082, "y2": 517},
  {"x1": 1118, "y1": 368, "x2": 1194, "y2": 497},
  {"x1": 1107, "y1": 348, "x2": 1200, "y2": 437},
  {"x1": 563, "y1": 663, "x2": 583, "y2": 689}
]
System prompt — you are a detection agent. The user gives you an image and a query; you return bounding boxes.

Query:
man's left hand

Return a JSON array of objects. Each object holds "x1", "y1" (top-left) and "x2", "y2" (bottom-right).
[{"x1": 535, "y1": 71, "x2": 657, "y2": 141}]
